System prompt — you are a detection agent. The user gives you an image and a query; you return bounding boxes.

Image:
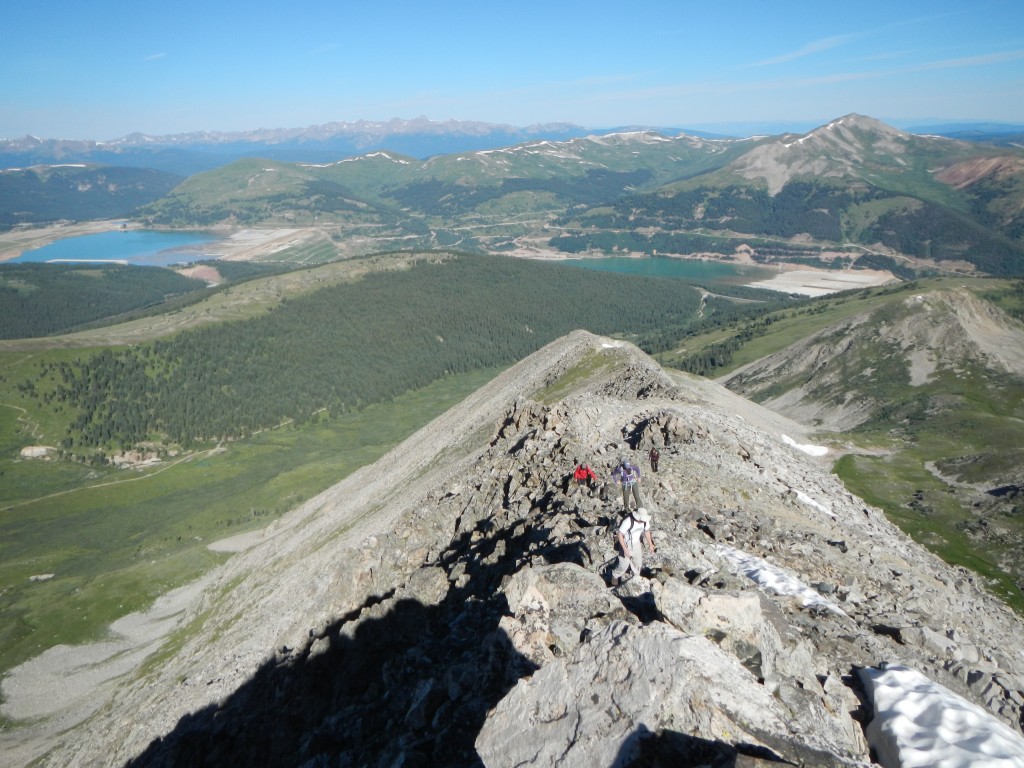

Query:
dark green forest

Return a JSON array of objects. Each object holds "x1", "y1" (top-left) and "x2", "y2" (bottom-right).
[
  {"x1": 18, "y1": 254, "x2": 786, "y2": 460},
  {"x1": 0, "y1": 166, "x2": 182, "y2": 229},
  {"x1": 559, "y1": 182, "x2": 870, "y2": 241},
  {"x1": 553, "y1": 181, "x2": 1024, "y2": 276},
  {"x1": 388, "y1": 169, "x2": 654, "y2": 216},
  {"x1": 0, "y1": 260, "x2": 295, "y2": 339},
  {"x1": 861, "y1": 204, "x2": 1024, "y2": 276},
  {"x1": 195, "y1": 259, "x2": 295, "y2": 282},
  {"x1": 0, "y1": 263, "x2": 208, "y2": 338}
]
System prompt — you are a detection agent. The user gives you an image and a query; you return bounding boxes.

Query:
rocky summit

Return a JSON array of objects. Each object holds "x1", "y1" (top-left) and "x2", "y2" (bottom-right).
[{"x1": 11, "y1": 331, "x2": 1024, "y2": 767}]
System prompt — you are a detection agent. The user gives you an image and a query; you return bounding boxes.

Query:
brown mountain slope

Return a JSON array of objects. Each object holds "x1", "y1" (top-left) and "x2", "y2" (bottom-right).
[{"x1": 935, "y1": 155, "x2": 1024, "y2": 189}]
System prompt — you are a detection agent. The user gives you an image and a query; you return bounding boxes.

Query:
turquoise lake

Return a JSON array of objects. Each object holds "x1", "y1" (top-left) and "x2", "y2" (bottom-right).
[
  {"x1": 12, "y1": 229, "x2": 222, "y2": 267},
  {"x1": 12, "y1": 232, "x2": 770, "y2": 285}
]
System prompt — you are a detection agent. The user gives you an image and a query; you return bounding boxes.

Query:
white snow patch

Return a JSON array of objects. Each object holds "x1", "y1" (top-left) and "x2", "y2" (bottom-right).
[
  {"x1": 782, "y1": 135, "x2": 812, "y2": 149},
  {"x1": 364, "y1": 151, "x2": 409, "y2": 163},
  {"x1": 781, "y1": 434, "x2": 828, "y2": 457},
  {"x1": 599, "y1": 131, "x2": 669, "y2": 142},
  {"x1": 795, "y1": 490, "x2": 835, "y2": 519},
  {"x1": 717, "y1": 544, "x2": 847, "y2": 616},
  {"x1": 300, "y1": 152, "x2": 408, "y2": 168},
  {"x1": 859, "y1": 664, "x2": 1024, "y2": 768}
]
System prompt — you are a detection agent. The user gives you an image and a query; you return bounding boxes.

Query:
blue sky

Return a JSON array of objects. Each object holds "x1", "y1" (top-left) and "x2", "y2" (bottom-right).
[{"x1": 2, "y1": 0, "x2": 1023, "y2": 139}]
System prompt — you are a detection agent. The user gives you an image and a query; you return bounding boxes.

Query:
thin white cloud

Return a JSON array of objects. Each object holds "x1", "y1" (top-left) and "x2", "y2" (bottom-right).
[
  {"x1": 782, "y1": 48, "x2": 1024, "y2": 87},
  {"x1": 751, "y1": 35, "x2": 856, "y2": 67},
  {"x1": 850, "y1": 50, "x2": 915, "y2": 64},
  {"x1": 310, "y1": 43, "x2": 341, "y2": 56},
  {"x1": 616, "y1": 45, "x2": 1024, "y2": 104},
  {"x1": 144, "y1": 53, "x2": 167, "y2": 62},
  {"x1": 909, "y1": 49, "x2": 1024, "y2": 71}
]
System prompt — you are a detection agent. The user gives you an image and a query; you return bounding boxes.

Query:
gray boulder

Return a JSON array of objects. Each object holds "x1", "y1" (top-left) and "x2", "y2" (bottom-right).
[{"x1": 476, "y1": 620, "x2": 867, "y2": 767}]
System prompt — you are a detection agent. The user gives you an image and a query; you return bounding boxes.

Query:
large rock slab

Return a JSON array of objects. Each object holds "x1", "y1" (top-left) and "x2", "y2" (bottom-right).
[
  {"x1": 476, "y1": 620, "x2": 868, "y2": 767},
  {"x1": 497, "y1": 562, "x2": 629, "y2": 665}
]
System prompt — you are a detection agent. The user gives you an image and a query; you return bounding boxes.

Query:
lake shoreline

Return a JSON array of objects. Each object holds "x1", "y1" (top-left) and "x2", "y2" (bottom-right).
[
  {"x1": 0, "y1": 222, "x2": 898, "y2": 296},
  {"x1": 0, "y1": 223, "x2": 320, "y2": 265},
  {"x1": 0, "y1": 220, "x2": 137, "y2": 262}
]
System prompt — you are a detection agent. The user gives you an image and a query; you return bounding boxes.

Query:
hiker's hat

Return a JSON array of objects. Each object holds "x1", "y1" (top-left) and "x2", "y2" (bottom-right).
[{"x1": 634, "y1": 507, "x2": 651, "y2": 523}]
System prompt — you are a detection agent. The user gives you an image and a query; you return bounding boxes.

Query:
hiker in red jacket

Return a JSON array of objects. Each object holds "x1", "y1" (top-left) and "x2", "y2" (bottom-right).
[{"x1": 573, "y1": 462, "x2": 597, "y2": 489}]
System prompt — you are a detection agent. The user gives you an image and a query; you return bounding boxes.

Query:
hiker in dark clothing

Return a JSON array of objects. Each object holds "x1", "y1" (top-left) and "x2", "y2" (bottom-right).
[{"x1": 648, "y1": 446, "x2": 660, "y2": 472}]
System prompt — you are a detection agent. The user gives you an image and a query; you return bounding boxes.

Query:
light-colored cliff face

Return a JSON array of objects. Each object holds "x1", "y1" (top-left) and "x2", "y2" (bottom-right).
[
  {"x1": 722, "y1": 287, "x2": 1024, "y2": 430},
  {"x1": 727, "y1": 113, "x2": 921, "y2": 195},
  {"x1": 5, "y1": 331, "x2": 1024, "y2": 767}
]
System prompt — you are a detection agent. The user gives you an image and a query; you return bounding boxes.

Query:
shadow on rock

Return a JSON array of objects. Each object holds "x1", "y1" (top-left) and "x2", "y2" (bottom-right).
[
  {"x1": 608, "y1": 723, "x2": 788, "y2": 767},
  {"x1": 616, "y1": 589, "x2": 660, "y2": 624},
  {"x1": 611, "y1": 722, "x2": 865, "y2": 768},
  {"x1": 124, "y1": 594, "x2": 527, "y2": 767},
  {"x1": 123, "y1": 502, "x2": 601, "y2": 767}
]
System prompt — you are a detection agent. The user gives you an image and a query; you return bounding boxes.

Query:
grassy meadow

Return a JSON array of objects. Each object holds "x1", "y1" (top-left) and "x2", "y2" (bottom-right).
[
  {"x1": 0, "y1": 366, "x2": 501, "y2": 677},
  {"x1": 836, "y1": 449, "x2": 1024, "y2": 612},
  {"x1": 831, "y1": 356, "x2": 1024, "y2": 613}
]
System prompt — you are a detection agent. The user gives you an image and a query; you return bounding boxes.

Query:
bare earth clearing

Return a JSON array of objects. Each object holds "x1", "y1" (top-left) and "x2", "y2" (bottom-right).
[{"x1": 745, "y1": 267, "x2": 896, "y2": 296}]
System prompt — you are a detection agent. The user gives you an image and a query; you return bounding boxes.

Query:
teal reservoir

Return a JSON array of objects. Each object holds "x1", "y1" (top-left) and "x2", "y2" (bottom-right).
[
  {"x1": 12, "y1": 229, "x2": 222, "y2": 267},
  {"x1": 559, "y1": 255, "x2": 772, "y2": 284}
]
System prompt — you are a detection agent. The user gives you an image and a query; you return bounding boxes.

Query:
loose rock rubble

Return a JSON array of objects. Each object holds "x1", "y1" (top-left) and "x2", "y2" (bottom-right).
[{"x1": 13, "y1": 330, "x2": 1024, "y2": 768}]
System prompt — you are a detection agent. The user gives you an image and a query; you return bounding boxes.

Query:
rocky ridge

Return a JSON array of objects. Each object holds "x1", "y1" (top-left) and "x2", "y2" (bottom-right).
[{"x1": 11, "y1": 330, "x2": 1024, "y2": 767}]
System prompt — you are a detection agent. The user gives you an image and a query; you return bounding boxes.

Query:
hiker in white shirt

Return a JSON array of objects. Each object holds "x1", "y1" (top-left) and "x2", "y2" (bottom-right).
[{"x1": 610, "y1": 507, "x2": 655, "y2": 586}]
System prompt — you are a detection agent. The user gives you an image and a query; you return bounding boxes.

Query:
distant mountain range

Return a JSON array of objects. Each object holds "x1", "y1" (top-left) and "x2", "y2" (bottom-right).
[
  {"x1": 3, "y1": 116, "x2": 1020, "y2": 176},
  {"x1": 126, "y1": 113, "x2": 1024, "y2": 278},
  {"x1": 3, "y1": 114, "x2": 1024, "y2": 278},
  {"x1": 905, "y1": 121, "x2": 1024, "y2": 147},
  {"x1": 0, "y1": 118, "x2": 599, "y2": 175}
]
